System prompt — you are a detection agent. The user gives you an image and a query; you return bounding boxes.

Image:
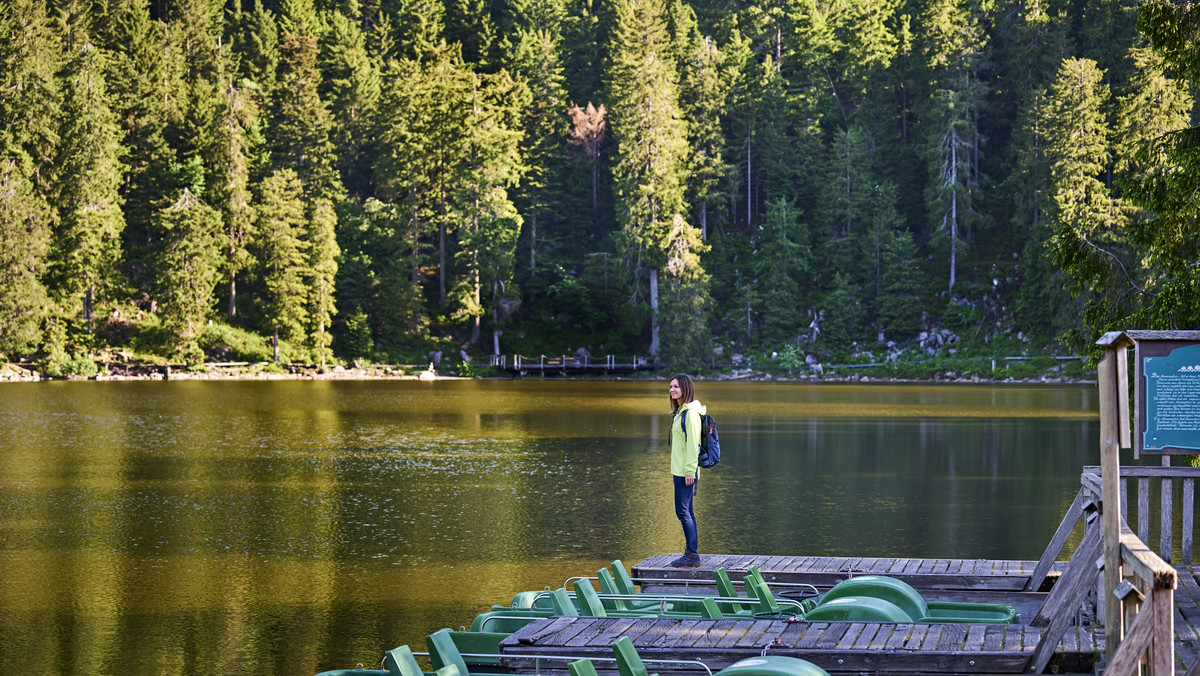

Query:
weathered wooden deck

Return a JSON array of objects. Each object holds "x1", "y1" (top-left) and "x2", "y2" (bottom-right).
[
  {"x1": 495, "y1": 551, "x2": 1098, "y2": 676},
  {"x1": 500, "y1": 615, "x2": 1100, "y2": 675},
  {"x1": 1170, "y1": 566, "x2": 1200, "y2": 674},
  {"x1": 631, "y1": 554, "x2": 1068, "y2": 592}
]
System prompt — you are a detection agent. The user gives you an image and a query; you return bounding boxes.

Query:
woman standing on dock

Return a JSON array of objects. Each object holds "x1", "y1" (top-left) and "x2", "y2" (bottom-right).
[{"x1": 668, "y1": 374, "x2": 705, "y2": 568}]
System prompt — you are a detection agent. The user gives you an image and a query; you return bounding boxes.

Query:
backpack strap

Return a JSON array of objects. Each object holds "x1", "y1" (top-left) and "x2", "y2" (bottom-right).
[{"x1": 680, "y1": 409, "x2": 687, "y2": 442}]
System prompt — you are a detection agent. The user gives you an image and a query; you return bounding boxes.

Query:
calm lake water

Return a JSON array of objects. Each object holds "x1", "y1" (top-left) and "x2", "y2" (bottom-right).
[{"x1": 0, "y1": 379, "x2": 1114, "y2": 674}]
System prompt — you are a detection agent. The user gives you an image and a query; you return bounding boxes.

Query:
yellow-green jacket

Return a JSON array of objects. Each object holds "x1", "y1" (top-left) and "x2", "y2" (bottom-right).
[{"x1": 670, "y1": 399, "x2": 706, "y2": 477}]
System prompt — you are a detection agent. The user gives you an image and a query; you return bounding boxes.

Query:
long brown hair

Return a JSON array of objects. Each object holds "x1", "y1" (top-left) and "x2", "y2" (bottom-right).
[{"x1": 669, "y1": 373, "x2": 695, "y2": 414}]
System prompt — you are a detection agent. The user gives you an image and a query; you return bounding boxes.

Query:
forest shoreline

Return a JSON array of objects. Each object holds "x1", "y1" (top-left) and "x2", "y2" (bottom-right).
[{"x1": 0, "y1": 361, "x2": 1094, "y2": 385}]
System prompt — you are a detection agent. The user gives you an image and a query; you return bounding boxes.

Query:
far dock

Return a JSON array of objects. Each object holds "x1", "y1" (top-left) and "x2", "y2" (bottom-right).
[{"x1": 489, "y1": 354, "x2": 653, "y2": 376}]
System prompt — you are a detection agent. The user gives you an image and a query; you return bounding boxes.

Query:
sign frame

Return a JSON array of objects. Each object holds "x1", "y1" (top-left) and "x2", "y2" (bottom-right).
[{"x1": 1133, "y1": 332, "x2": 1200, "y2": 456}]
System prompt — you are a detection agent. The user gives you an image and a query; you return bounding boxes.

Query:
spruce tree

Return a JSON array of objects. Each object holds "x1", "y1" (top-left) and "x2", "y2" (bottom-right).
[
  {"x1": 50, "y1": 41, "x2": 126, "y2": 330},
  {"x1": 255, "y1": 169, "x2": 309, "y2": 363},
  {"x1": 876, "y1": 229, "x2": 926, "y2": 339},
  {"x1": 1040, "y1": 58, "x2": 1124, "y2": 345},
  {"x1": 605, "y1": 0, "x2": 703, "y2": 361},
  {"x1": 0, "y1": 158, "x2": 52, "y2": 358},
  {"x1": 450, "y1": 69, "x2": 528, "y2": 349},
  {"x1": 1102, "y1": 0, "x2": 1200, "y2": 333},
  {"x1": 504, "y1": 0, "x2": 569, "y2": 276},
  {"x1": 153, "y1": 189, "x2": 223, "y2": 362},
  {"x1": 272, "y1": 3, "x2": 344, "y2": 202},
  {"x1": 307, "y1": 198, "x2": 339, "y2": 366},
  {"x1": 753, "y1": 198, "x2": 808, "y2": 345},
  {"x1": 320, "y1": 7, "x2": 383, "y2": 195}
]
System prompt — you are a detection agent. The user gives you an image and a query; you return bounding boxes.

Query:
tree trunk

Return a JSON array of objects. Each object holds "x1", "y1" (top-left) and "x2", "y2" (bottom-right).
[
  {"x1": 272, "y1": 327, "x2": 280, "y2": 364},
  {"x1": 700, "y1": 202, "x2": 707, "y2": 240},
  {"x1": 746, "y1": 130, "x2": 752, "y2": 227},
  {"x1": 529, "y1": 211, "x2": 537, "y2": 273},
  {"x1": 228, "y1": 275, "x2": 237, "y2": 319},
  {"x1": 493, "y1": 281, "x2": 501, "y2": 356},
  {"x1": 649, "y1": 268, "x2": 659, "y2": 358},
  {"x1": 949, "y1": 127, "x2": 958, "y2": 294}
]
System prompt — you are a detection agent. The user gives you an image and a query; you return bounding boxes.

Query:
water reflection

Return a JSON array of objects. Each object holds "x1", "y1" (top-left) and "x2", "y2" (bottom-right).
[{"x1": 0, "y1": 380, "x2": 1107, "y2": 674}]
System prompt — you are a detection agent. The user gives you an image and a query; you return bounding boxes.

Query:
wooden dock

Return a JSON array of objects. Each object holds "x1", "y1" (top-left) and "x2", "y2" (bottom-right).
[
  {"x1": 500, "y1": 615, "x2": 1100, "y2": 675},
  {"x1": 489, "y1": 354, "x2": 652, "y2": 375},
  {"x1": 631, "y1": 554, "x2": 1067, "y2": 592}
]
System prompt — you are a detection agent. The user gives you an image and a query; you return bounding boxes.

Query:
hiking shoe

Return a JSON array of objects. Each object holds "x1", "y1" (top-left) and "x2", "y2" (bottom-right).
[{"x1": 670, "y1": 553, "x2": 702, "y2": 568}]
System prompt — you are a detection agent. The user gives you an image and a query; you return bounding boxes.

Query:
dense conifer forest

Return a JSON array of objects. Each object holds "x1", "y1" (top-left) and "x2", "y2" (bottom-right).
[{"x1": 1, "y1": 0, "x2": 1198, "y2": 375}]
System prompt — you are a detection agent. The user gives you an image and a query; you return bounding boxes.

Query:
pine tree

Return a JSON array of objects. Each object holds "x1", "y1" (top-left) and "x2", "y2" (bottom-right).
[
  {"x1": 876, "y1": 229, "x2": 926, "y2": 339},
  {"x1": 255, "y1": 169, "x2": 309, "y2": 362},
  {"x1": 445, "y1": 0, "x2": 499, "y2": 67},
  {"x1": 320, "y1": 6, "x2": 382, "y2": 195},
  {"x1": 392, "y1": 0, "x2": 447, "y2": 60},
  {"x1": 505, "y1": 0, "x2": 570, "y2": 275},
  {"x1": 49, "y1": 41, "x2": 126, "y2": 329},
  {"x1": 271, "y1": 3, "x2": 344, "y2": 202},
  {"x1": 232, "y1": 0, "x2": 281, "y2": 104},
  {"x1": 1101, "y1": 0, "x2": 1200, "y2": 333},
  {"x1": 153, "y1": 189, "x2": 223, "y2": 362},
  {"x1": 605, "y1": 0, "x2": 700, "y2": 360},
  {"x1": 307, "y1": 198, "x2": 339, "y2": 366},
  {"x1": 916, "y1": 0, "x2": 989, "y2": 294},
  {"x1": 753, "y1": 198, "x2": 808, "y2": 345},
  {"x1": 450, "y1": 69, "x2": 528, "y2": 349},
  {"x1": 206, "y1": 44, "x2": 261, "y2": 320},
  {"x1": 1041, "y1": 58, "x2": 1125, "y2": 345},
  {"x1": 96, "y1": 0, "x2": 177, "y2": 270},
  {"x1": 0, "y1": 0, "x2": 58, "y2": 356},
  {"x1": 374, "y1": 43, "x2": 475, "y2": 311},
  {"x1": 0, "y1": 157, "x2": 52, "y2": 358},
  {"x1": 675, "y1": 4, "x2": 728, "y2": 240}
]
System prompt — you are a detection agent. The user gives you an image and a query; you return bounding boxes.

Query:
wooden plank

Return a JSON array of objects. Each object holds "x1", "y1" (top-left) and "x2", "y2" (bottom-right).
[
  {"x1": 866, "y1": 624, "x2": 895, "y2": 650},
  {"x1": 937, "y1": 623, "x2": 968, "y2": 651},
  {"x1": 983, "y1": 625, "x2": 1006, "y2": 652},
  {"x1": 1029, "y1": 524, "x2": 1103, "y2": 673},
  {"x1": 1027, "y1": 488, "x2": 1087, "y2": 592},
  {"x1": 773, "y1": 620, "x2": 812, "y2": 648},
  {"x1": 902, "y1": 624, "x2": 929, "y2": 650},
  {"x1": 1174, "y1": 572, "x2": 1200, "y2": 641},
  {"x1": 1186, "y1": 479, "x2": 1195, "y2": 568},
  {"x1": 1106, "y1": 592, "x2": 1158, "y2": 676},
  {"x1": 885, "y1": 624, "x2": 915, "y2": 650},
  {"x1": 685, "y1": 619, "x2": 731, "y2": 649},
  {"x1": 852, "y1": 624, "x2": 881, "y2": 650},
  {"x1": 1166, "y1": 477, "x2": 1176, "y2": 563},
  {"x1": 595, "y1": 617, "x2": 646, "y2": 645},
  {"x1": 1141, "y1": 477, "x2": 1152, "y2": 544},
  {"x1": 834, "y1": 623, "x2": 866, "y2": 650},
  {"x1": 815, "y1": 623, "x2": 850, "y2": 650},
  {"x1": 922, "y1": 624, "x2": 945, "y2": 652},
  {"x1": 795, "y1": 622, "x2": 832, "y2": 650},
  {"x1": 729, "y1": 619, "x2": 778, "y2": 648}
]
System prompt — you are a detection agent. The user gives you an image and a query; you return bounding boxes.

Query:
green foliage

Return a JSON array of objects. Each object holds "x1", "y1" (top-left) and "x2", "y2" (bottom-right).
[
  {"x1": 255, "y1": 169, "x2": 309, "y2": 354},
  {"x1": 2, "y1": 0, "x2": 1196, "y2": 373},
  {"x1": 153, "y1": 189, "x2": 223, "y2": 363},
  {"x1": 42, "y1": 348, "x2": 98, "y2": 378},
  {"x1": 338, "y1": 309, "x2": 373, "y2": 360},
  {"x1": 0, "y1": 157, "x2": 51, "y2": 358}
]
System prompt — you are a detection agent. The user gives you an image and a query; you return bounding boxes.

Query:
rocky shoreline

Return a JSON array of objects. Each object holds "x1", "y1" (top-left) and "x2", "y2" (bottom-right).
[
  {"x1": 0, "y1": 361, "x2": 448, "y2": 382},
  {"x1": 0, "y1": 361, "x2": 1091, "y2": 384}
]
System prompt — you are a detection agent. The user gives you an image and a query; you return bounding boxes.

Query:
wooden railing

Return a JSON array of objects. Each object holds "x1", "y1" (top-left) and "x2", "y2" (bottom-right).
[
  {"x1": 1093, "y1": 332, "x2": 1183, "y2": 676},
  {"x1": 1085, "y1": 465, "x2": 1200, "y2": 566}
]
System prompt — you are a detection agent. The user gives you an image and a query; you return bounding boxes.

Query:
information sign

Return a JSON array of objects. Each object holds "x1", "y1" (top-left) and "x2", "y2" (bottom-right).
[{"x1": 1142, "y1": 342, "x2": 1200, "y2": 453}]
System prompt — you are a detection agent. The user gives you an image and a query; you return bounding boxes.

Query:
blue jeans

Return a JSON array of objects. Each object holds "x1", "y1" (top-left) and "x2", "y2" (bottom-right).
[{"x1": 673, "y1": 475, "x2": 698, "y2": 555}]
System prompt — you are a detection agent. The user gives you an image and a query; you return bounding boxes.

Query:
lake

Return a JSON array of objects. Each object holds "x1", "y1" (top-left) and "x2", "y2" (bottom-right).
[{"x1": 0, "y1": 379, "x2": 1111, "y2": 674}]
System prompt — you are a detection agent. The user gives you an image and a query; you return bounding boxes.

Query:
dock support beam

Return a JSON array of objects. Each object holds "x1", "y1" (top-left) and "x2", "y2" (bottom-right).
[{"x1": 1098, "y1": 345, "x2": 1124, "y2": 664}]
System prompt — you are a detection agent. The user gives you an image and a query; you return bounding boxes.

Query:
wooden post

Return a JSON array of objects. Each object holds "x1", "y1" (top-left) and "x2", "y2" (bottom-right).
[{"x1": 1099, "y1": 345, "x2": 1124, "y2": 663}]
